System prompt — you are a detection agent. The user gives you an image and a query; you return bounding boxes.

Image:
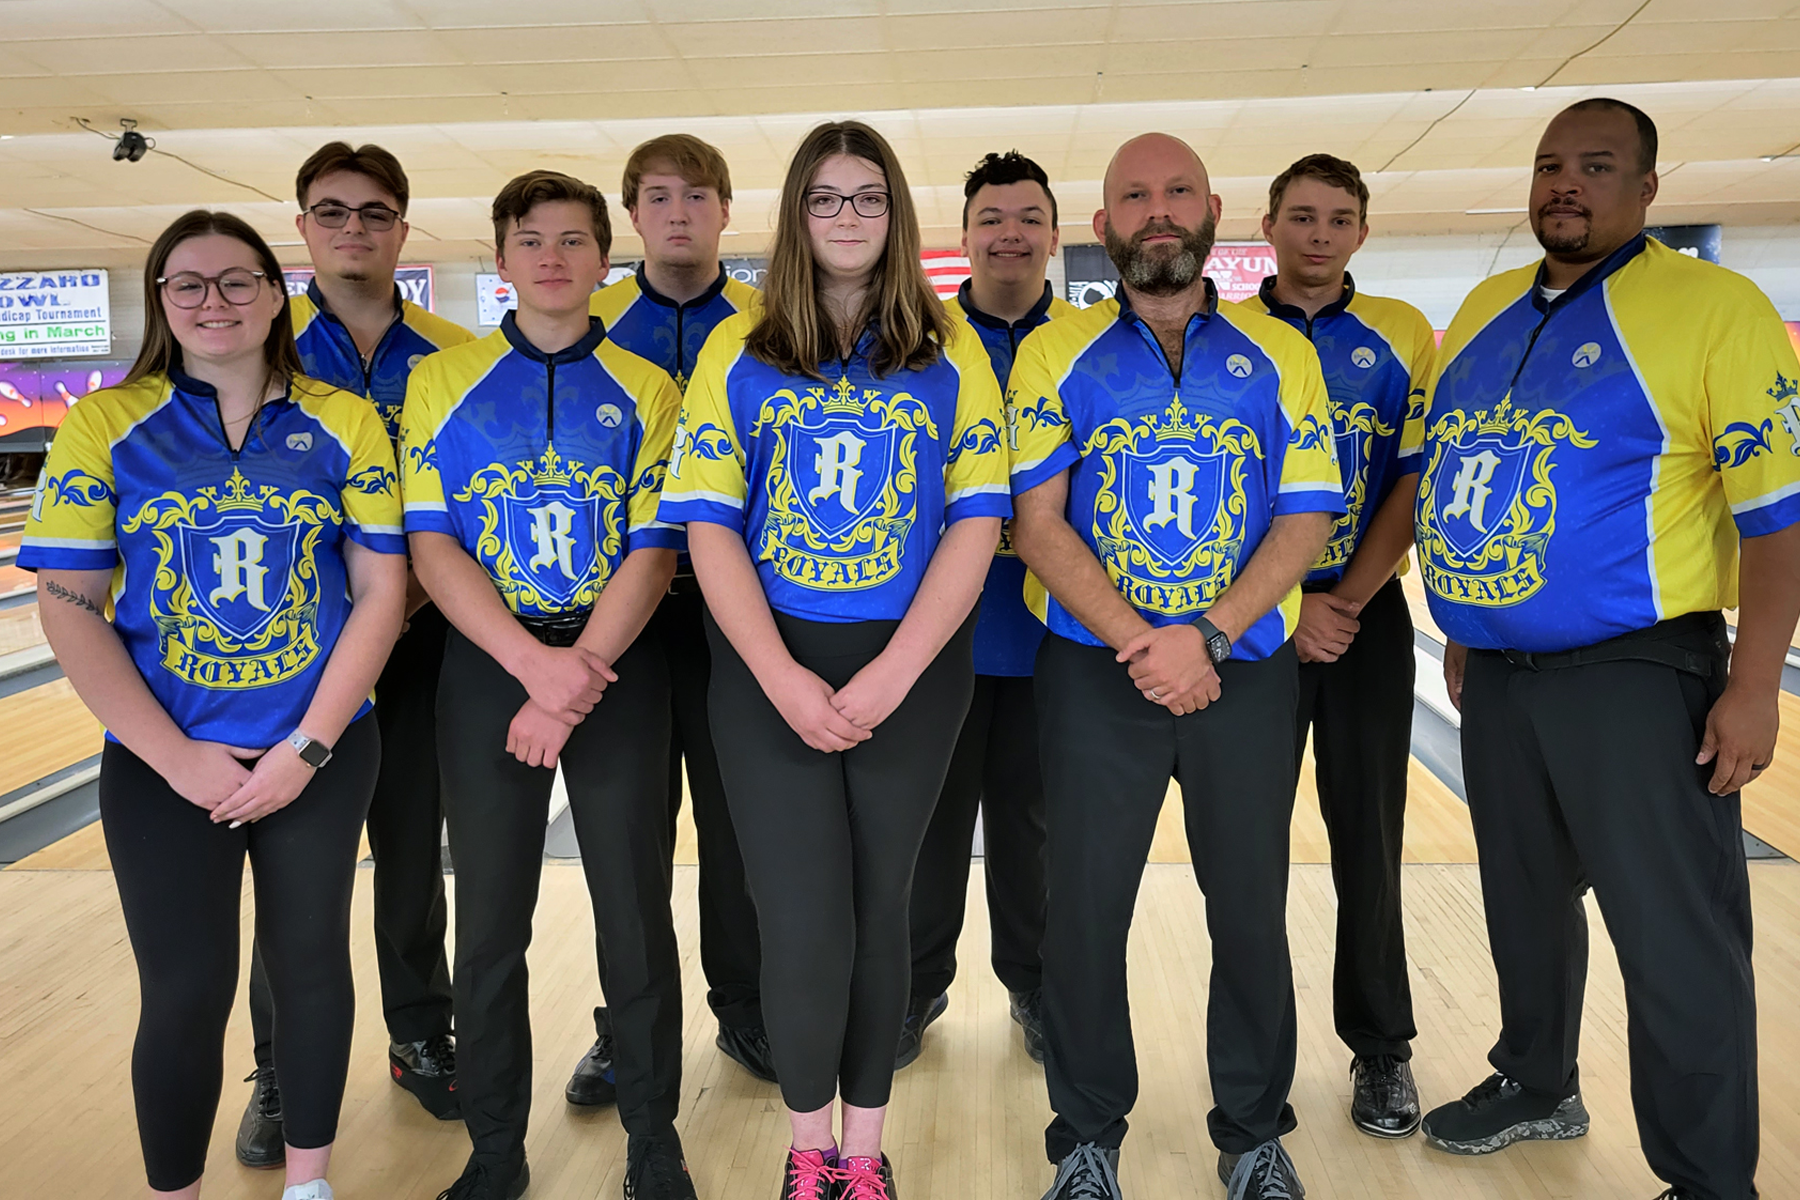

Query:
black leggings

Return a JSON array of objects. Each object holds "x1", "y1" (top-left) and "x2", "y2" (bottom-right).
[
  {"x1": 100, "y1": 716, "x2": 379, "y2": 1192},
  {"x1": 707, "y1": 609, "x2": 974, "y2": 1113}
]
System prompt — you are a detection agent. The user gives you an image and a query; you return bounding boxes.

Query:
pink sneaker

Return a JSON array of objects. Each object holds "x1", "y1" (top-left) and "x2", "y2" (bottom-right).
[
  {"x1": 838, "y1": 1154, "x2": 897, "y2": 1200},
  {"x1": 781, "y1": 1147, "x2": 838, "y2": 1200}
]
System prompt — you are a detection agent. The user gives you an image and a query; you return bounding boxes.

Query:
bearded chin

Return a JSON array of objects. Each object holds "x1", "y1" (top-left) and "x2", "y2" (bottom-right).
[
  {"x1": 1104, "y1": 212, "x2": 1217, "y2": 297},
  {"x1": 1535, "y1": 213, "x2": 1591, "y2": 257}
]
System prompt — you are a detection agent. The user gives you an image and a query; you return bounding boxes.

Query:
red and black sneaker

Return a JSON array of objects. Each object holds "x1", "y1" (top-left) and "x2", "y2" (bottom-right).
[
  {"x1": 838, "y1": 1154, "x2": 898, "y2": 1200},
  {"x1": 781, "y1": 1147, "x2": 839, "y2": 1200},
  {"x1": 390, "y1": 1033, "x2": 460, "y2": 1120}
]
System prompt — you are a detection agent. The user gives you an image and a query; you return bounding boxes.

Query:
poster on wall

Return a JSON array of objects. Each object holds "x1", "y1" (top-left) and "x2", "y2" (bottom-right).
[
  {"x1": 282, "y1": 265, "x2": 437, "y2": 311},
  {"x1": 0, "y1": 270, "x2": 111, "y2": 360},
  {"x1": 1064, "y1": 243, "x2": 1277, "y2": 308},
  {"x1": 0, "y1": 359, "x2": 132, "y2": 452},
  {"x1": 1644, "y1": 224, "x2": 1721, "y2": 263}
]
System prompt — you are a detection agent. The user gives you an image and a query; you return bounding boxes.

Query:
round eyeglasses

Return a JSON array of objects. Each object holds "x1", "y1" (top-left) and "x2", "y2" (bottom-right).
[
  {"x1": 805, "y1": 190, "x2": 891, "y2": 220},
  {"x1": 156, "y1": 269, "x2": 269, "y2": 309},
  {"x1": 305, "y1": 201, "x2": 402, "y2": 231}
]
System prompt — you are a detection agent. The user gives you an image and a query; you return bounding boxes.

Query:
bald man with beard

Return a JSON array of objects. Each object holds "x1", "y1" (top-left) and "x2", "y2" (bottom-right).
[{"x1": 1008, "y1": 133, "x2": 1343, "y2": 1200}]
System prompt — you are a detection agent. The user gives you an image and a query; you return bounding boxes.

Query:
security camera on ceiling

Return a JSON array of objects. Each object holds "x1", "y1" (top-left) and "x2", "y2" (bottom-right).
[{"x1": 113, "y1": 128, "x2": 149, "y2": 162}]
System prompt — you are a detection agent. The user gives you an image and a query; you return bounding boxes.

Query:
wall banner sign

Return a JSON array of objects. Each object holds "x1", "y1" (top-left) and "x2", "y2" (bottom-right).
[
  {"x1": 282, "y1": 265, "x2": 436, "y2": 311},
  {"x1": 0, "y1": 270, "x2": 111, "y2": 360}
]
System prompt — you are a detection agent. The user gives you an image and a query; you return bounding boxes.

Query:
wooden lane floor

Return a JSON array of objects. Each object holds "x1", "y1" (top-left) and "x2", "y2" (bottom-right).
[
  {"x1": 2, "y1": 860, "x2": 1797, "y2": 1198},
  {"x1": 0, "y1": 677, "x2": 102, "y2": 800},
  {"x1": 0, "y1": 598, "x2": 43, "y2": 657}
]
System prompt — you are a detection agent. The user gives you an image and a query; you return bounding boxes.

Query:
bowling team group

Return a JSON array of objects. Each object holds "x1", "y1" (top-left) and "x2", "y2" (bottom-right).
[{"x1": 20, "y1": 94, "x2": 1800, "y2": 1200}]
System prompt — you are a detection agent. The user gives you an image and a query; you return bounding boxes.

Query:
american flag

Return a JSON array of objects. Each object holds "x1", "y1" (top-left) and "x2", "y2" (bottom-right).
[{"x1": 919, "y1": 249, "x2": 970, "y2": 300}]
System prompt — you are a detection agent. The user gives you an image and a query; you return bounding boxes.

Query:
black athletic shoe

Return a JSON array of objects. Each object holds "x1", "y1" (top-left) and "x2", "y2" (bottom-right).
[
  {"x1": 716, "y1": 1021, "x2": 778, "y2": 1084},
  {"x1": 1652, "y1": 1190, "x2": 1694, "y2": 1199},
  {"x1": 1217, "y1": 1138, "x2": 1305, "y2": 1199},
  {"x1": 391, "y1": 1033, "x2": 461, "y2": 1120},
  {"x1": 565, "y1": 1006, "x2": 617, "y2": 1107},
  {"x1": 1041, "y1": 1143, "x2": 1122, "y2": 1200},
  {"x1": 234, "y1": 1066, "x2": 284, "y2": 1169},
  {"x1": 1349, "y1": 1054, "x2": 1421, "y2": 1138},
  {"x1": 894, "y1": 992, "x2": 948, "y2": 1070},
  {"x1": 1421, "y1": 1072, "x2": 1589, "y2": 1154},
  {"x1": 625, "y1": 1129, "x2": 698, "y2": 1200},
  {"x1": 435, "y1": 1157, "x2": 529, "y2": 1200},
  {"x1": 1009, "y1": 989, "x2": 1047, "y2": 1064},
  {"x1": 838, "y1": 1153, "x2": 897, "y2": 1200}
]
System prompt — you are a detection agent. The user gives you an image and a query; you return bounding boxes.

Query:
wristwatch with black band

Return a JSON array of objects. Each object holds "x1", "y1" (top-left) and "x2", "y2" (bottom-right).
[
  {"x1": 287, "y1": 731, "x2": 333, "y2": 769},
  {"x1": 1195, "y1": 616, "x2": 1233, "y2": 665}
]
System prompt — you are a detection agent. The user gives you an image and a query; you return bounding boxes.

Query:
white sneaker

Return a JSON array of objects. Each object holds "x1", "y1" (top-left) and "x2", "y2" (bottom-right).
[{"x1": 282, "y1": 1180, "x2": 334, "y2": 1200}]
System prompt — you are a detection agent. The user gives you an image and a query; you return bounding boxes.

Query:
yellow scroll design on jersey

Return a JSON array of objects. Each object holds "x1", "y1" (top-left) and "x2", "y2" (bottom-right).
[
  {"x1": 755, "y1": 376, "x2": 936, "y2": 591},
  {"x1": 1316, "y1": 400, "x2": 1394, "y2": 571},
  {"x1": 1084, "y1": 395, "x2": 1261, "y2": 616},
  {"x1": 1417, "y1": 396, "x2": 1595, "y2": 608},
  {"x1": 122, "y1": 468, "x2": 336, "y2": 689}
]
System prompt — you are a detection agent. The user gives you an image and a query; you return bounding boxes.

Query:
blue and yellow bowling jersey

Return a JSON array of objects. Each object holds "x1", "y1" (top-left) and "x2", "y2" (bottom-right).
[
  {"x1": 19, "y1": 368, "x2": 405, "y2": 747},
  {"x1": 657, "y1": 312, "x2": 1012, "y2": 623},
  {"x1": 400, "y1": 313, "x2": 682, "y2": 618},
  {"x1": 945, "y1": 279, "x2": 1078, "y2": 676},
  {"x1": 1239, "y1": 275, "x2": 1433, "y2": 584},
  {"x1": 1008, "y1": 284, "x2": 1346, "y2": 661},
  {"x1": 590, "y1": 266, "x2": 760, "y2": 394},
  {"x1": 1419, "y1": 234, "x2": 1800, "y2": 653},
  {"x1": 291, "y1": 280, "x2": 474, "y2": 442}
]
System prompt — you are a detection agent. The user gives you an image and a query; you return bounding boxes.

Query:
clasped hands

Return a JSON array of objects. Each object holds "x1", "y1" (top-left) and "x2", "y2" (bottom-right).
[
  {"x1": 507, "y1": 643, "x2": 618, "y2": 769},
  {"x1": 1118, "y1": 623, "x2": 1219, "y2": 716}
]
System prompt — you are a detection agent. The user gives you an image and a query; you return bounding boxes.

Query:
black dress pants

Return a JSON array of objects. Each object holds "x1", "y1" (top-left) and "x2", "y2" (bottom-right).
[
  {"x1": 250, "y1": 604, "x2": 453, "y2": 1065},
  {"x1": 909, "y1": 673, "x2": 1048, "y2": 1001},
  {"x1": 1461, "y1": 614, "x2": 1757, "y2": 1200},
  {"x1": 1292, "y1": 576, "x2": 1417, "y2": 1061},
  {"x1": 1037, "y1": 634, "x2": 1300, "y2": 1161},
  {"x1": 708, "y1": 609, "x2": 974, "y2": 1113},
  {"x1": 436, "y1": 628, "x2": 682, "y2": 1169},
  {"x1": 648, "y1": 586, "x2": 763, "y2": 1031}
]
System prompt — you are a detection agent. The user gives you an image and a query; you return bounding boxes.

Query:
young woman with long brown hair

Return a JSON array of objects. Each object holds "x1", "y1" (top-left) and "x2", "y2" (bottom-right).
[
  {"x1": 20, "y1": 210, "x2": 407, "y2": 1200},
  {"x1": 658, "y1": 120, "x2": 1009, "y2": 1200}
]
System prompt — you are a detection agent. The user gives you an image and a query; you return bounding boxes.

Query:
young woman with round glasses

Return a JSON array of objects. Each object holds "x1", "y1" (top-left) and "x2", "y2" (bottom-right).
[
  {"x1": 658, "y1": 120, "x2": 1009, "y2": 1200},
  {"x1": 20, "y1": 210, "x2": 407, "y2": 1200}
]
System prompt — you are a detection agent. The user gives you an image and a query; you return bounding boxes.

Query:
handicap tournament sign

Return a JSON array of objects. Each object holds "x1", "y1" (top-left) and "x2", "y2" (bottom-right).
[{"x1": 0, "y1": 270, "x2": 111, "y2": 360}]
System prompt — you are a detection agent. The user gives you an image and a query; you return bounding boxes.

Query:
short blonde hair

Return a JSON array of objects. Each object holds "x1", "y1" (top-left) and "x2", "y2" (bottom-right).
[{"x1": 621, "y1": 134, "x2": 733, "y2": 213}]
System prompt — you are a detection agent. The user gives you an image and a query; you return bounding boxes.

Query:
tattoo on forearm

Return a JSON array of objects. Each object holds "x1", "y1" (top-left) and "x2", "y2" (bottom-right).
[{"x1": 45, "y1": 579, "x2": 104, "y2": 617}]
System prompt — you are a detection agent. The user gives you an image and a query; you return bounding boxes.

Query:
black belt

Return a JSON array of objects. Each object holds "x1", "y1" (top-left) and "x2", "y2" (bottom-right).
[
  {"x1": 517, "y1": 610, "x2": 592, "y2": 648},
  {"x1": 667, "y1": 571, "x2": 703, "y2": 597},
  {"x1": 1497, "y1": 611, "x2": 1723, "y2": 679},
  {"x1": 1301, "y1": 580, "x2": 1335, "y2": 594}
]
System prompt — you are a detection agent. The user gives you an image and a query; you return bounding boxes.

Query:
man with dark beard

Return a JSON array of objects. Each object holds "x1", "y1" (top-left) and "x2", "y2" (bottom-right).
[
  {"x1": 1417, "y1": 99, "x2": 1800, "y2": 1200},
  {"x1": 1008, "y1": 132, "x2": 1343, "y2": 1200}
]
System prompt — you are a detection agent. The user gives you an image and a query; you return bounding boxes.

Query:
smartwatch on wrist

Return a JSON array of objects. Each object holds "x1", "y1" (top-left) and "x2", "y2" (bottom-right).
[
  {"x1": 1194, "y1": 616, "x2": 1233, "y2": 665},
  {"x1": 287, "y1": 731, "x2": 333, "y2": 769}
]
